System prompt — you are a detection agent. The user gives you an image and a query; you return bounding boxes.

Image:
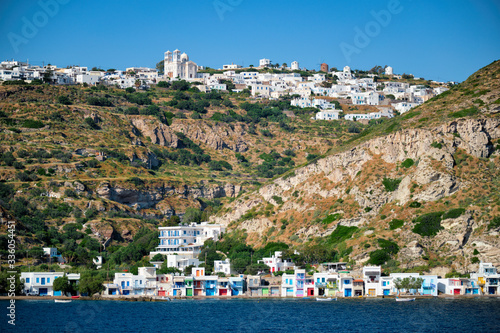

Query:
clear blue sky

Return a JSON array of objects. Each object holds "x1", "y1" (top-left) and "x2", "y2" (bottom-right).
[{"x1": 0, "y1": 0, "x2": 499, "y2": 82}]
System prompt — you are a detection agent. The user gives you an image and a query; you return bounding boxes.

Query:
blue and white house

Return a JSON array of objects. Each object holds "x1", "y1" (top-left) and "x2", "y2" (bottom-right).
[
  {"x1": 229, "y1": 276, "x2": 245, "y2": 296},
  {"x1": 21, "y1": 272, "x2": 80, "y2": 296}
]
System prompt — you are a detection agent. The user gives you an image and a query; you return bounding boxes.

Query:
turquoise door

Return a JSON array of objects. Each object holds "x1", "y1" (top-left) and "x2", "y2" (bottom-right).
[
  {"x1": 345, "y1": 288, "x2": 352, "y2": 297},
  {"x1": 383, "y1": 289, "x2": 390, "y2": 296},
  {"x1": 54, "y1": 290, "x2": 62, "y2": 296}
]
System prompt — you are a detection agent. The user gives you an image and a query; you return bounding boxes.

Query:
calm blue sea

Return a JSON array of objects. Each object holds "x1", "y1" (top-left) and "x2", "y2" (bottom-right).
[{"x1": 1, "y1": 297, "x2": 500, "y2": 333}]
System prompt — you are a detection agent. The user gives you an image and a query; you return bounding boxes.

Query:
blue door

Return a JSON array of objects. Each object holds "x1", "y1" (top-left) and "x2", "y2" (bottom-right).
[
  {"x1": 54, "y1": 290, "x2": 62, "y2": 296},
  {"x1": 383, "y1": 289, "x2": 390, "y2": 296},
  {"x1": 39, "y1": 288, "x2": 48, "y2": 296},
  {"x1": 345, "y1": 288, "x2": 352, "y2": 297},
  {"x1": 121, "y1": 281, "x2": 125, "y2": 289},
  {"x1": 41, "y1": 278, "x2": 46, "y2": 285},
  {"x1": 173, "y1": 289, "x2": 178, "y2": 296}
]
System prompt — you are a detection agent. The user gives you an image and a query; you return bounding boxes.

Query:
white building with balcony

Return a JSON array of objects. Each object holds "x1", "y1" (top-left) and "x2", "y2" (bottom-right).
[
  {"x1": 470, "y1": 262, "x2": 500, "y2": 295},
  {"x1": 259, "y1": 58, "x2": 271, "y2": 68},
  {"x1": 214, "y1": 258, "x2": 233, "y2": 275},
  {"x1": 150, "y1": 222, "x2": 225, "y2": 260},
  {"x1": 259, "y1": 251, "x2": 295, "y2": 273},
  {"x1": 315, "y1": 110, "x2": 340, "y2": 120},
  {"x1": 281, "y1": 269, "x2": 306, "y2": 297},
  {"x1": 110, "y1": 267, "x2": 157, "y2": 296}
]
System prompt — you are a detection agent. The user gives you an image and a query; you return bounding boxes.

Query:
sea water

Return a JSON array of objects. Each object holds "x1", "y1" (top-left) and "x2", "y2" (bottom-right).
[{"x1": 1, "y1": 297, "x2": 499, "y2": 332}]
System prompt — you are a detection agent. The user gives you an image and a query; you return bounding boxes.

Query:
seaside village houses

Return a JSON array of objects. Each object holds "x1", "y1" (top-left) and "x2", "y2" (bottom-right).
[
  {"x1": 100, "y1": 220, "x2": 499, "y2": 298},
  {"x1": 1, "y1": 51, "x2": 450, "y2": 119},
  {"x1": 18, "y1": 220, "x2": 500, "y2": 298}
]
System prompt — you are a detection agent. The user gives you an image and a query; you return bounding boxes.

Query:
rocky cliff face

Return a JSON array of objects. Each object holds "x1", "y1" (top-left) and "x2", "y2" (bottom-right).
[
  {"x1": 211, "y1": 117, "x2": 500, "y2": 269},
  {"x1": 95, "y1": 181, "x2": 241, "y2": 217},
  {"x1": 130, "y1": 117, "x2": 248, "y2": 152}
]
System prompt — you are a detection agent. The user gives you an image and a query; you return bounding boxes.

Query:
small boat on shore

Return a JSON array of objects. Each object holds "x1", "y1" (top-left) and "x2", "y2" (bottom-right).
[
  {"x1": 316, "y1": 297, "x2": 336, "y2": 301},
  {"x1": 54, "y1": 299, "x2": 72, "y2": 303},
  {"x1": 395, "y1": 297, "x2": 415, "y2": 302}
]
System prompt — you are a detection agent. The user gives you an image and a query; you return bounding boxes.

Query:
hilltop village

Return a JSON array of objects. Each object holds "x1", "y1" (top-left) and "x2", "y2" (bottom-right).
[{"x1": 0, "y1": 49, "x2": 450, "y2": 121}]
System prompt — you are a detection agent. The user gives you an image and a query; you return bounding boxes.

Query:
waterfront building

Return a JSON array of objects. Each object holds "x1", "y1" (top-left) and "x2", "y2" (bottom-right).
[
  {"x1": 340, "y1": 276, "x2": 354, "y2": 297},
  {"x1": 470, "y1": 262, "x2": 500, "y2": 295},
  {"x1": 21, "y1": 272, "x2": 80, "y2": 296},
  {"x1": 229, "y1": 276, "x2": 245, "y2": 296},
  {"x1": 363, "y1": 266, "x2": 382, "y2": 296},
  {"x1": 217, "y1": 277, "x2": 230, "y2": 296},
  {"x1": 438, "y1": 278, "x2": 480, "y2": 295},
  {"x1": 281, "y1": 269, "x2": 306, "y2": 297}
]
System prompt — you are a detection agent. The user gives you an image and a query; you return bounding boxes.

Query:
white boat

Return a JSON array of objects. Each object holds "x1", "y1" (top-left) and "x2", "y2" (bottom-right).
[
  {"x1": 316, "y1": 297, "x2": 336, "y2": 301},
  {"x1": 54, "y1": 299, "x2": 72, "y2": 303},
  {"x1": 395, "y1": 297, "x2": 415, "y2": 302}
]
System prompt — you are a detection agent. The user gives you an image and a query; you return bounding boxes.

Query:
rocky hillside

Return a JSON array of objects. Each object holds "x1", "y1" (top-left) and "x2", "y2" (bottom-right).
[{"x1": 211, "y1": 60, "x2": 500, "y2": 274}]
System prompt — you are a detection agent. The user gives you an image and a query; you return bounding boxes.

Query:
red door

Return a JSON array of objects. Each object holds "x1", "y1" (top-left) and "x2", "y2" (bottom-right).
[
  {"x1": 158, "y1": 290, "x2": 166, "y2": 296},
  {"x1": 308, "y1": 288, "x2": 314, "y2": 296},
  {"x1": 454, "y1": 289, "x2": 460, "y2": 295},
  {"x1": 220, "y1": 289, "x2": 227, "y2": 296}
]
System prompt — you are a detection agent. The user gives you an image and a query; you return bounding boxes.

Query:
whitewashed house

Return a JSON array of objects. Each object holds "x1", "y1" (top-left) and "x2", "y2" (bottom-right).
[
  {"x1": 214, "y1": 258, "x2": 233, "y2": 275},
  {"x1": 315, "y1": 110, "x2": 340, "y2": 120},
  {"x1": 150, "y1": 222, "x2": 225, "y2": 265},
  {"x1": 259, "y1": 251, "x2": 295, "y2": 273},
  {"x1": 21, "y1": 272, "x2": 80, "y2": 296}
]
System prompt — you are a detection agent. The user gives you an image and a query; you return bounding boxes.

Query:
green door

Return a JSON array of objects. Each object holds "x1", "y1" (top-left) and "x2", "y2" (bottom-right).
[
  {"x1": 186, "y1": 288, "x2": 193, "y2": 296},
  {"x1": 262, "y1": 288, "x2": 269, "y2": 295}
]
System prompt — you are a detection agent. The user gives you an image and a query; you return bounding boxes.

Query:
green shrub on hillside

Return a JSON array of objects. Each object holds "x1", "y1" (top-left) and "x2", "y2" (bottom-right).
[
  {"x1": 22, "y1": 119, "x2": 44, "y2": 128},
  {"x1": 272, "y1": 196, "x2": 284, "y2": 205},
  {"x1": 412, "y1": 212, "x2": 444, "y2": 237},
  {"x1": 327, "y1": 225, "x2": 358, "y2": 245},
  {"x1": 389, "y1": 219, "x2": 404, "y2": 230},
  {"x1": 488, "y1": 216, "x2": 500, "y2": 230},
  {"x1": 448, "y1": 106, "x2": 479, "y2": 118},
  {"x1": 431, "y1": 142, "x2": 442, "y2": 149},
  {"x1": 401, "y1": 158, "x2": 414, "y2": 168},
  {"x1": 382, "y1": 177, "x2": 402, "y2": 192},
  {"x1": 443, "y1": 208, "x2": 465, "y2": 220},
  {"x1": 409, "y1": 201, "x2": 422, "y2": 208},
  {"x1": 322, "y1": 213, "x2": 342, "y2": 225}
]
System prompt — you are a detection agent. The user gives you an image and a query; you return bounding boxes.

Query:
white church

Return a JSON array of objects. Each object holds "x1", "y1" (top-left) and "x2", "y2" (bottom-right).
[{"x1": 164, "y1": 49, "x2": 198, "y2": 80}]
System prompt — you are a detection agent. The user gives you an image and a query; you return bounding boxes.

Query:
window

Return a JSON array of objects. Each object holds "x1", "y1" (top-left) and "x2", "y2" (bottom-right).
[
  {"x1": 26, "y1": 278, "x2": 30, "y2": 283},
  {"x1": 36, "y1": 278, "x2": 39, "y2": 283},
  {"x1": 47, "y1": 278, "x2": 50, "y2": 283}
]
